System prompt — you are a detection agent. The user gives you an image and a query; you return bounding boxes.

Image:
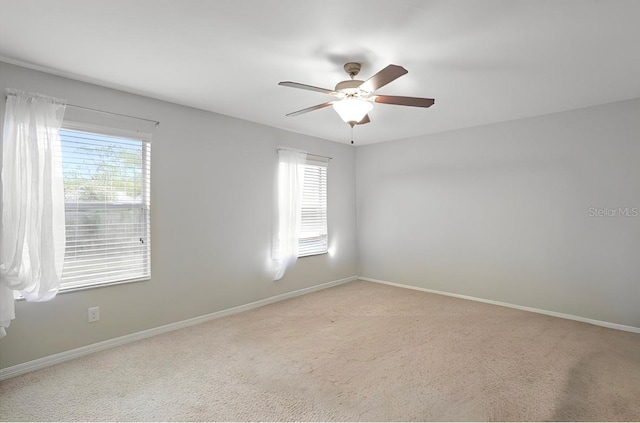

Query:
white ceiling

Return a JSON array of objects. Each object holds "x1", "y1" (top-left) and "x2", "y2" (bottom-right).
[{"x1": 1, "y1": 0, "x2": 639, "y2": 145}]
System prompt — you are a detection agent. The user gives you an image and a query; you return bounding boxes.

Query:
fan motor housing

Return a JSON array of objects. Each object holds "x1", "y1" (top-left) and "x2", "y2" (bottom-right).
[{"x1": 335, "y1": 79, "x2": 364, "y2": 93}]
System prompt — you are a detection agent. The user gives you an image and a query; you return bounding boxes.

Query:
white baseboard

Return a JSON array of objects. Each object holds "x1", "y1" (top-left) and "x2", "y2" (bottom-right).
[
  {"x1": 0, "y1": 275, "x2": 358, "y2": 381},
  {"x1": 360, "y1": 276, "x2": 640, "y2": 334}
]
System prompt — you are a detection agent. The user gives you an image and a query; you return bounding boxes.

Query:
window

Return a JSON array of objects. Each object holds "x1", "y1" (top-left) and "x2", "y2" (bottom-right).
[
  {"x1": 298, "y1": 158, "x2": 328, "y2": 257},
  {"x1": 58, "y1": 126, "x2": 151, "y2": 290}
]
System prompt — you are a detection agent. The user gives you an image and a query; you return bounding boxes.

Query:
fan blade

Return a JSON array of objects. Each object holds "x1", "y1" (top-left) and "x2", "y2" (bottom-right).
[
  {"x1": 278, "y1": 81, "x2": 335, "y2": 95},
  {"x1": 285, "y1": 102, "x2": 333, "y2": 117},
  {"x1": 357, "y1": 114, "x2": 371, "y2": 125},
  {"x1": 374, "y1": 95, "x2": 435, "y2": 108},
  {"x1": 359, "y1": 65, "x2": 408, "y2": 93}
]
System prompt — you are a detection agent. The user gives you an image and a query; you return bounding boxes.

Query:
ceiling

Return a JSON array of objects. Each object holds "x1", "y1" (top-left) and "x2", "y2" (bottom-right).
[{"x1": 1, "y1": 0, "x2": 639, "y2": 145}]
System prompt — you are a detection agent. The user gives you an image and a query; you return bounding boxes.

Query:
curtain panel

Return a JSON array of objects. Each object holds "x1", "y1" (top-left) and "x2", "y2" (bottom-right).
[
  {"x1": 0, "y1": 90, "x2": 67, "y2": 337},
  {"x1": 273, "y1": 149, "x2": 306, "y2": 281}
]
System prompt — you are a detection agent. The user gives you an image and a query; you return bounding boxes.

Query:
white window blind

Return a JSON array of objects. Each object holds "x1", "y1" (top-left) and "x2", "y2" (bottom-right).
[
  {"x1": 58, "y1": 128, "x2": 151, "y2": 290},
  {"x1": 299, "y1": 159, "x2": 328, "y2": 257}
]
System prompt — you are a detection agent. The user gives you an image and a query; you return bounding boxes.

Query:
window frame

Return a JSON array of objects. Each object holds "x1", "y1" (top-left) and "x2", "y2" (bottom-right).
[
  {"x1": 57, "y1": 121, "x2": 152, "y2": 293},
  {"x1": 298, "y1": 156, "x2": 328, "y2": 258}
]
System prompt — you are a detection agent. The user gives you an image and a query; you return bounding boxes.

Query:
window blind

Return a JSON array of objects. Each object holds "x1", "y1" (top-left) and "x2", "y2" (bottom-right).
[
  {"x1": 58, "y1": 128, "x2": 151, "y2": 290},
  {"x1": 299, "y1": 160, "x2": 328, "y2": 257}
]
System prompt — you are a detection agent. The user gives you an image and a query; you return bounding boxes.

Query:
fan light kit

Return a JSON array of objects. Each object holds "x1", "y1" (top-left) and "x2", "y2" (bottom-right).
[
  {"x1": 279, "y1": 62, "x2": 435, "y2": 143},
  {"x1": 332, "y1": 97, "x2": 373, "y2": 124}
]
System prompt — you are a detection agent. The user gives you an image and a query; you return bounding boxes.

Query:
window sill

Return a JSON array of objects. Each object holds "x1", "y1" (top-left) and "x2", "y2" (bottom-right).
[
  {"x1": 298, "y1": 251, "x2": 328, "y2": 258},
  {"x1": 15, "y1": 277, "x2": 150, "y2": 301}
]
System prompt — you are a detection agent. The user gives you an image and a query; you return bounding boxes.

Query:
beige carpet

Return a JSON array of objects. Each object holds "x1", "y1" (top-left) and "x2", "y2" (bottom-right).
[{"x1": 1, "y1": 280, "x2": 639, "y2": 421}]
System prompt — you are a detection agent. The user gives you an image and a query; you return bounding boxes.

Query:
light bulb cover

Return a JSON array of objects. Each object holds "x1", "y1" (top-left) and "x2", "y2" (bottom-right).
[{"x1": 332, "y1": 98, "x2": 373, "y2": 124}]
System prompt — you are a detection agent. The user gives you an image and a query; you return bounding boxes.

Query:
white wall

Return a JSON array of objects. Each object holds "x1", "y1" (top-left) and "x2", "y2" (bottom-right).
[
  {"x1": 357, "y1": 99, "x2": 640, "y2": 328},
  {"x1": 0, "y1": 62, "x2": 358, "y2": 368}
]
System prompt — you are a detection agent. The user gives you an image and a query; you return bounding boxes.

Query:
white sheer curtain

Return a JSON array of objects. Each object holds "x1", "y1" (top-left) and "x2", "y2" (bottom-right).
[
  {"x1": 273, "y1": 148, "x2": 306, "y2": 281},
  {"x1": 0, "y1": 90, "x2": 67, "y2": 338}
]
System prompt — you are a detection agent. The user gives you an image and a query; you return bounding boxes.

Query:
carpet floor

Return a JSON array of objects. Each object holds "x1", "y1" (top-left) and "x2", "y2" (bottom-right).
[{"x1": 1, "y1": 280, "x2": 639, "y2": 421}]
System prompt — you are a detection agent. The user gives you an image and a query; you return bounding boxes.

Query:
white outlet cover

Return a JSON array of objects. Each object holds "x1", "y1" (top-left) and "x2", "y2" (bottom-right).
[{"x1": 88, "y1": 307, "x2": 100, "y2": 322}]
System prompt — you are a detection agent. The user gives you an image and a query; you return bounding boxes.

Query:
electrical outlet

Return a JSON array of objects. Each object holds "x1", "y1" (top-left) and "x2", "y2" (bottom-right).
[{"x1": 88, "y1": 307, "x2": 100, "y2": 323}]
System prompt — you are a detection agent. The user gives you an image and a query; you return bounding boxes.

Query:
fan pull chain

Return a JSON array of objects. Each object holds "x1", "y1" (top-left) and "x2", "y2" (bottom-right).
[{"x1": 351, "y1": 125, "x2": 354, "y2": 144}]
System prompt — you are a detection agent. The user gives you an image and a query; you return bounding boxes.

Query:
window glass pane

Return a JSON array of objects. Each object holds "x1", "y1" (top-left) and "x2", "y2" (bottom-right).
[
  {"x1": 299, "y1": 163, "x2": 327, "y2": 257},
  {"x1": 59, "y1": 128, "x2": 150, "y2": 290}
]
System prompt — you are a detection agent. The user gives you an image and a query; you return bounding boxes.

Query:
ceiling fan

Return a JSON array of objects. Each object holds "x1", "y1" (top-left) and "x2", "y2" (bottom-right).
[{"x1": 279, "y1": 62, "x2": 435, "y2": 134}]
